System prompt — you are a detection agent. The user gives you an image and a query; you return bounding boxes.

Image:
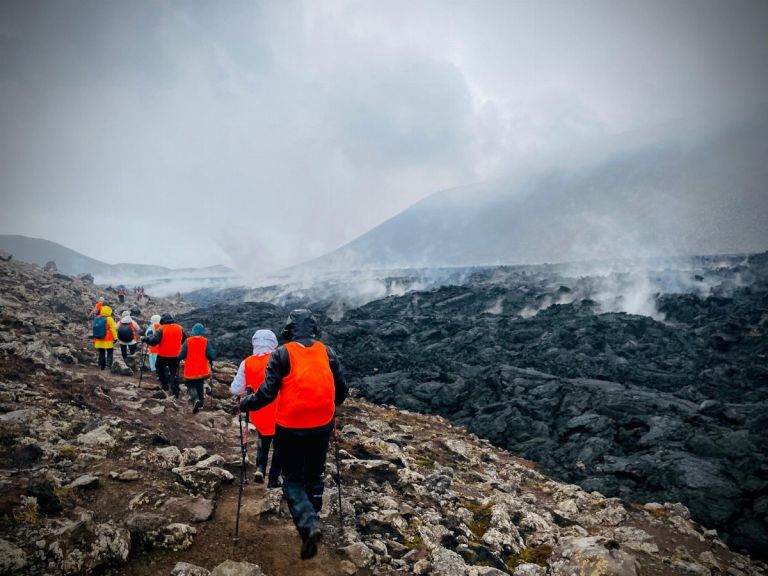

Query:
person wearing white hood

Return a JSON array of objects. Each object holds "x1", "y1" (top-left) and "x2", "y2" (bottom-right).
[
  {"x1": 116, "y1": 310, "x2": 141, "y2": 361},
  {"x1": 231, "y1": 329, "x2": 282, "y2": 487},
  {"x1": 145, "y1": 314, "x2": 162, "y2": 372}
]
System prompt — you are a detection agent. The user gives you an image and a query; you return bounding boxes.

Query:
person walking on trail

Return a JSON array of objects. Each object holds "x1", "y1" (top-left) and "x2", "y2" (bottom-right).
[
  {"x1": 240, "y1": 309, "x2": 348, "y2": 560},
  {"x1": 142, "y1": 313, "x2": 186, "y2": 399},
  {"x1": 118, "y1": 289, "x2": 126, "y2": 304},
  {"x1": 230, "y1": 329, "x2": 282, "y2": 488},
  {"x1": 179, "y1": 323, "x2": 215, "y2": 413},
  {"x1": 145, "y1": 314, "x2": 161, "y2": 373},
  {"x1": 89, "y1": 297, "x2": 105, "y2": 319},
  {"x1": 93, "y1": 305, "x2": 118, "y2": 370},
  {"x1": 116, "y1": 310, "x2": 141, "y2": 361}
]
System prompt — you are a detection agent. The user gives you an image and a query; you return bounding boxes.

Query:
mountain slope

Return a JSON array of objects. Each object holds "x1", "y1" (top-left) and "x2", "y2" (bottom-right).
[
  {"x1": 310, "y1": 112, "x2": 768, "y2": 270},
  {"x1": 0, "y1": 235, "x2": 234, "y2": 278}
]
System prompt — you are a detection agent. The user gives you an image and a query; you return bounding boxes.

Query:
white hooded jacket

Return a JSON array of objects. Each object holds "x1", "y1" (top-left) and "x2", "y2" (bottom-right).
[{"x1": 229, "y1": 329, "x2": 278, "y2": 396}]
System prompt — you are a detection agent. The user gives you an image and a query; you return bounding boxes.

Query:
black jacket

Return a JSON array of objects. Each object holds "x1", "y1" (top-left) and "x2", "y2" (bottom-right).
[
  {"x1": 240, "y1": 310, "x2": 348, "y2": 427},
  {"x1": 143, "y1": 313, "x2": 187, "y2": 351}
]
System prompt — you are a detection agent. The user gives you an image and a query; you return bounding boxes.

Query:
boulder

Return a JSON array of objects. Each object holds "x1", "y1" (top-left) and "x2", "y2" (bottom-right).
[
  {"x1": 111, "y1": 357, "x2": 133, "y2": 376},
  {"x1": 0, "y1": 538, "x2": 26, "y2": 574},
  {"x1": 209, "y1": 560, "x2": 266, "y2": 576},
  {"x1": 171, "y1": 563, "x2": 211, "y2": 576}
]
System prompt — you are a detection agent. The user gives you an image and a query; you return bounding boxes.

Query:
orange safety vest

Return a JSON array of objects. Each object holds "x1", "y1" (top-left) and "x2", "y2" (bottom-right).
[
  {"x1": 244, "y1": 353, "x2": 277, "y2": 436},
  {"x1": 149, "y1": 323, "x2": 160, "y2": 354},
  {"x1": 157, "y1": 323, "x2": 183, "y2": 357},
  {"x1": 276, "y1": 341, "x2": 335, "y2": 429},
  {"x1": 183, "y1": 336, "x2": 210, "y2": 379}
]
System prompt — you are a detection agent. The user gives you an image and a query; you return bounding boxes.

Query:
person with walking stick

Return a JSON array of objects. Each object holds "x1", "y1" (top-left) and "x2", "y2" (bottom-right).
[
  {"x1": 240, "y1": 309, "x2": 348, "y2": 560},
  {"x1": 230, "y1": 329, "x2": 281, "y2": 487}
]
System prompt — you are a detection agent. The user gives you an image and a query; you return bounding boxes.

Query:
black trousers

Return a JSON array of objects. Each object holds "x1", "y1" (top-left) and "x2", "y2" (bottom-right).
[
  {"x1": 275, "y1": 424, "x2": 332, "y2": 536},
  {"x1": 119, "y1": 343, "x2": 138, "y2": 360},
  {"x1": 185, "y1": 378, "x2": 205, "y2": 405},
  {"x1": 97, "y1": 348, "x2": 114, "y2": 370},
  {"x1": 155, "y1": 356, "x2": 180, "y2": 398},
  {"x1": 256, "y1": 433, "x2": 282, "y2": 484}
]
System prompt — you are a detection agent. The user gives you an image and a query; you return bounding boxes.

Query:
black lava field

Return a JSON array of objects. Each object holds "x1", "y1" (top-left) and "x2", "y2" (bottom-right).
[{"x1": 180, "y1": 253, "x2": 768, "y2": 558}]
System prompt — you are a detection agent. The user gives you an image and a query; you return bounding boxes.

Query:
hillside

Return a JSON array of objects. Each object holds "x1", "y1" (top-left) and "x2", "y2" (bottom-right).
[
  {"x1": 0, "y1": 234, "x2": 234, "y2": 278},
  {"x1": 308, "y1": 112, "x2": 768, "y2": 271},
  {"x1": 2, "y1": 259, "x2": 767, "y2": 575}
]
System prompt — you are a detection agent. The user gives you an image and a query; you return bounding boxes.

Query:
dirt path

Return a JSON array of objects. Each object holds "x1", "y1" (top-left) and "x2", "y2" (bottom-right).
[{"x1": 62, "y1": 362, "x2": 347, "y2": 576}]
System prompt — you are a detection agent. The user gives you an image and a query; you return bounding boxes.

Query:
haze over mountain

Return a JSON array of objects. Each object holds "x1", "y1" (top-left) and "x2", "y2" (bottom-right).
[
  {"x1": 307, "y1": 109, "x2": 768, "y2": 271},
  {"x1": 0, "y1": 235, "x2": 235, "y2": 295}
]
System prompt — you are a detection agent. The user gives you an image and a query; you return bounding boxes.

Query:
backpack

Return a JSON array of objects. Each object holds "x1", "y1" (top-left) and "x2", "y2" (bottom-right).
[
  {"x1": 117, "y1": 322, "x2": 135, "y2": 343},
  {"x1": 92, "y1": 317, "x2": 107, "y2": 339}
]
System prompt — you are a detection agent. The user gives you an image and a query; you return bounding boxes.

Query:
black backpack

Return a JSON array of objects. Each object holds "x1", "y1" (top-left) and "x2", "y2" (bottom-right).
[
  {"x1": 117, "y1": 322, "x2": 134, "y2": 343},
  {"x1": 92, "y1": 317, "x2": 107, "y2": 339}
]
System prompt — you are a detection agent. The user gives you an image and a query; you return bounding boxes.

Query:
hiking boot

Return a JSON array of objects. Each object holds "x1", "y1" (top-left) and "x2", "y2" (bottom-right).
[
  {"x1": 267, "y1": 479, "x2": 282, "y2": 489},
  {"x1": 192, "y1": 400, "x2": 203, "y2": 414},
  {"x1": 300, "y1": 526, "x2": 322, "y2": 560},
  {"x1": 253, "y1": 468, "x2": 265, "y2": 483}
]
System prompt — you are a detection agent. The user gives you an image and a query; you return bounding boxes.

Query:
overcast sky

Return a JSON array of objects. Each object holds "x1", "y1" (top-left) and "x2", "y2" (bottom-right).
[{"x1": 1, "y1": 0, "x2": 767, "y2": 271}]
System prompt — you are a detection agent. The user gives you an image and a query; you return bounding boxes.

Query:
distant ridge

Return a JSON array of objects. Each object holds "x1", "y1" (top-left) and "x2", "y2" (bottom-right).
[
  {"x1": 0, "y1": 235, "x2": 233, "y2": 278},
  {"x1": 305, "y1": 109, "x2": 768, "y2": 271}
]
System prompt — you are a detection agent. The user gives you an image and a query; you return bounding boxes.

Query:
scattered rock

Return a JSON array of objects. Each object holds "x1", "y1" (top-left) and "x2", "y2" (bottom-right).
[
  {"x1": 171, "y1": 562, "x2": 211, "y2": 576},
  {"x1": 209, "y1": 560, "x2": 266, "y2": 576},
  {"x1": 0, "y1": 538, "x2": 27, "y2": 574}
]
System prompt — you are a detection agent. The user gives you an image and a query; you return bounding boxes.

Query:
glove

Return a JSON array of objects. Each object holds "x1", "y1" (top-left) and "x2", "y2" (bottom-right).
[{"x1": 239, "y1": 394, "x2": 254, "y2": 412}]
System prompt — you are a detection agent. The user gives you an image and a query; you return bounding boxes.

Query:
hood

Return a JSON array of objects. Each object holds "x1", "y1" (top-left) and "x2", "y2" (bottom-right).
[
  {"x1": 281, "y1": 309, "x2": 319, "y2": 341},
  {"x1": 121, "y1": 311, "x2": 132, "y2": 322},
  {"x1": 100, "y1": 306, "x2": 112, "y2": 317},
  {"x1": 192, "y1": 323, "x2": 205, "y2": 336},
  {"x1": 251, "y1": 329, "x2": 278, "y2": 355},
  {"x1": 150, "y1": 314, "x2": 161, "y2": 324},
  {"x1": 160, "y1": 313, "x2": 174, "y2": 325}
]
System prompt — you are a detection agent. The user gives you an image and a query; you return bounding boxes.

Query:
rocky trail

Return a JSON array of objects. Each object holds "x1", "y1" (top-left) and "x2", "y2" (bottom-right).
[{"x1": 1, "y1": 258, "x2": 768, "y2": 575}]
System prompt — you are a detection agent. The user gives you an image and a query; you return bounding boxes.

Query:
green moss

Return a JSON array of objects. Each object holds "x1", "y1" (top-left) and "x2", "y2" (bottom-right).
[
  {"x1": 12, "y1": 498, "x2": 38, "y2": 525},
  {"x1": 506, "y1": 544, "x2": 553, "y2": 571},
  {"x1": 463, "y1": 501, "x2": 493, "y2": 539},
  {"x1": 403, "y1": 535, "x2": 424, "y2": 549},
  {"x1": 57, "y1": 445, "x2": 80, "y2": 460}
]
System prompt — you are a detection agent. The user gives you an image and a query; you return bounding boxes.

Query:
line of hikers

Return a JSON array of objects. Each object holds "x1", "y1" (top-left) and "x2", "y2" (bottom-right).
[
  {"x1": 91, "y1": 298, "x2": 214, "y2": 413},
  {"x1": 91, "y1": 299, "x2": 348, "y2": 559}
]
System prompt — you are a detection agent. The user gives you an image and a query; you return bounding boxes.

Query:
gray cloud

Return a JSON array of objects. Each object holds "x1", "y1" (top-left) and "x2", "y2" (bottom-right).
[{"x1": 1, "y1": 0, "x2": 767, "y2": 271}]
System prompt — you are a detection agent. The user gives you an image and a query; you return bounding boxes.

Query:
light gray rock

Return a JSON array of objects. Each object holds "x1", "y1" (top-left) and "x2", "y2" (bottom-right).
[
  {"x1": 0, "y1": 538, "x2": 27, "y2": 574},
  {"x1": 430, "y1": 547, "x2": 468, "y2": 575},
  {"x1": 111, "y1": 357, "x2": 133, "y2": 376},
  {"x1": 44, "y1": 515, "x2": 130, "y2": 575},
  {"x1": 171, "y1": 562, "x2": 211, "y2": 576},
  {"x1": 0, "y1": 408, "x2": 42, "y2": 424},
  {"x1": 77, "y1": 424, "x2": 116, "y2": 448},
  {"x1": 209, "y1": 560, "x2": 266, "y2": 576},
  {"x1": 125, "y1": 514, "x2": 196, "y2": 551},
  {"x1": 550, "y1": 536, "x2": 639, "y2": 576},
  {"x1": 66, "y1": 474, "x2": 100, "y2": 490},
  {"x1": 338, "y1": 542, "x2": 375, "y2": 568},
  {"x1": 513, "y1": 564, "x2": 547, "y2": 576},
  {"x1": 163, "y1": 496, "x2": 215, "y2": 523}
]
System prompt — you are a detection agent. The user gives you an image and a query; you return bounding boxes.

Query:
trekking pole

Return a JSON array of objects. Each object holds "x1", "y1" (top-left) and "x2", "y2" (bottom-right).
[
  {"x1": 333, "y1": 417, "x2": 344, "y2": 533},
  {"x1": 234, "y1": 402, "x2": 249, "y2": 545},
  {"x1": 138, "y1": 343, "x2": 147, "y2": 388}
]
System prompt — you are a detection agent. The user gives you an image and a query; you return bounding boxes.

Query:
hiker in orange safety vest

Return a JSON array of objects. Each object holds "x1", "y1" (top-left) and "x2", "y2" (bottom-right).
[
  {"x1": 89, "y1": 297, "x2": 105, "y2": 319},
  {"x1": 142, "y1": 313, "x2": 186, "y2": 400},
  {"x1": 230, "y1": 329, "x2": 281, "y2": 487},
  {"x1": 240, "y1": 310, "x2": 348, "y2": 560},
  {"x1": 179, "y1": 323, "x2": 215, "y2": 413}
]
